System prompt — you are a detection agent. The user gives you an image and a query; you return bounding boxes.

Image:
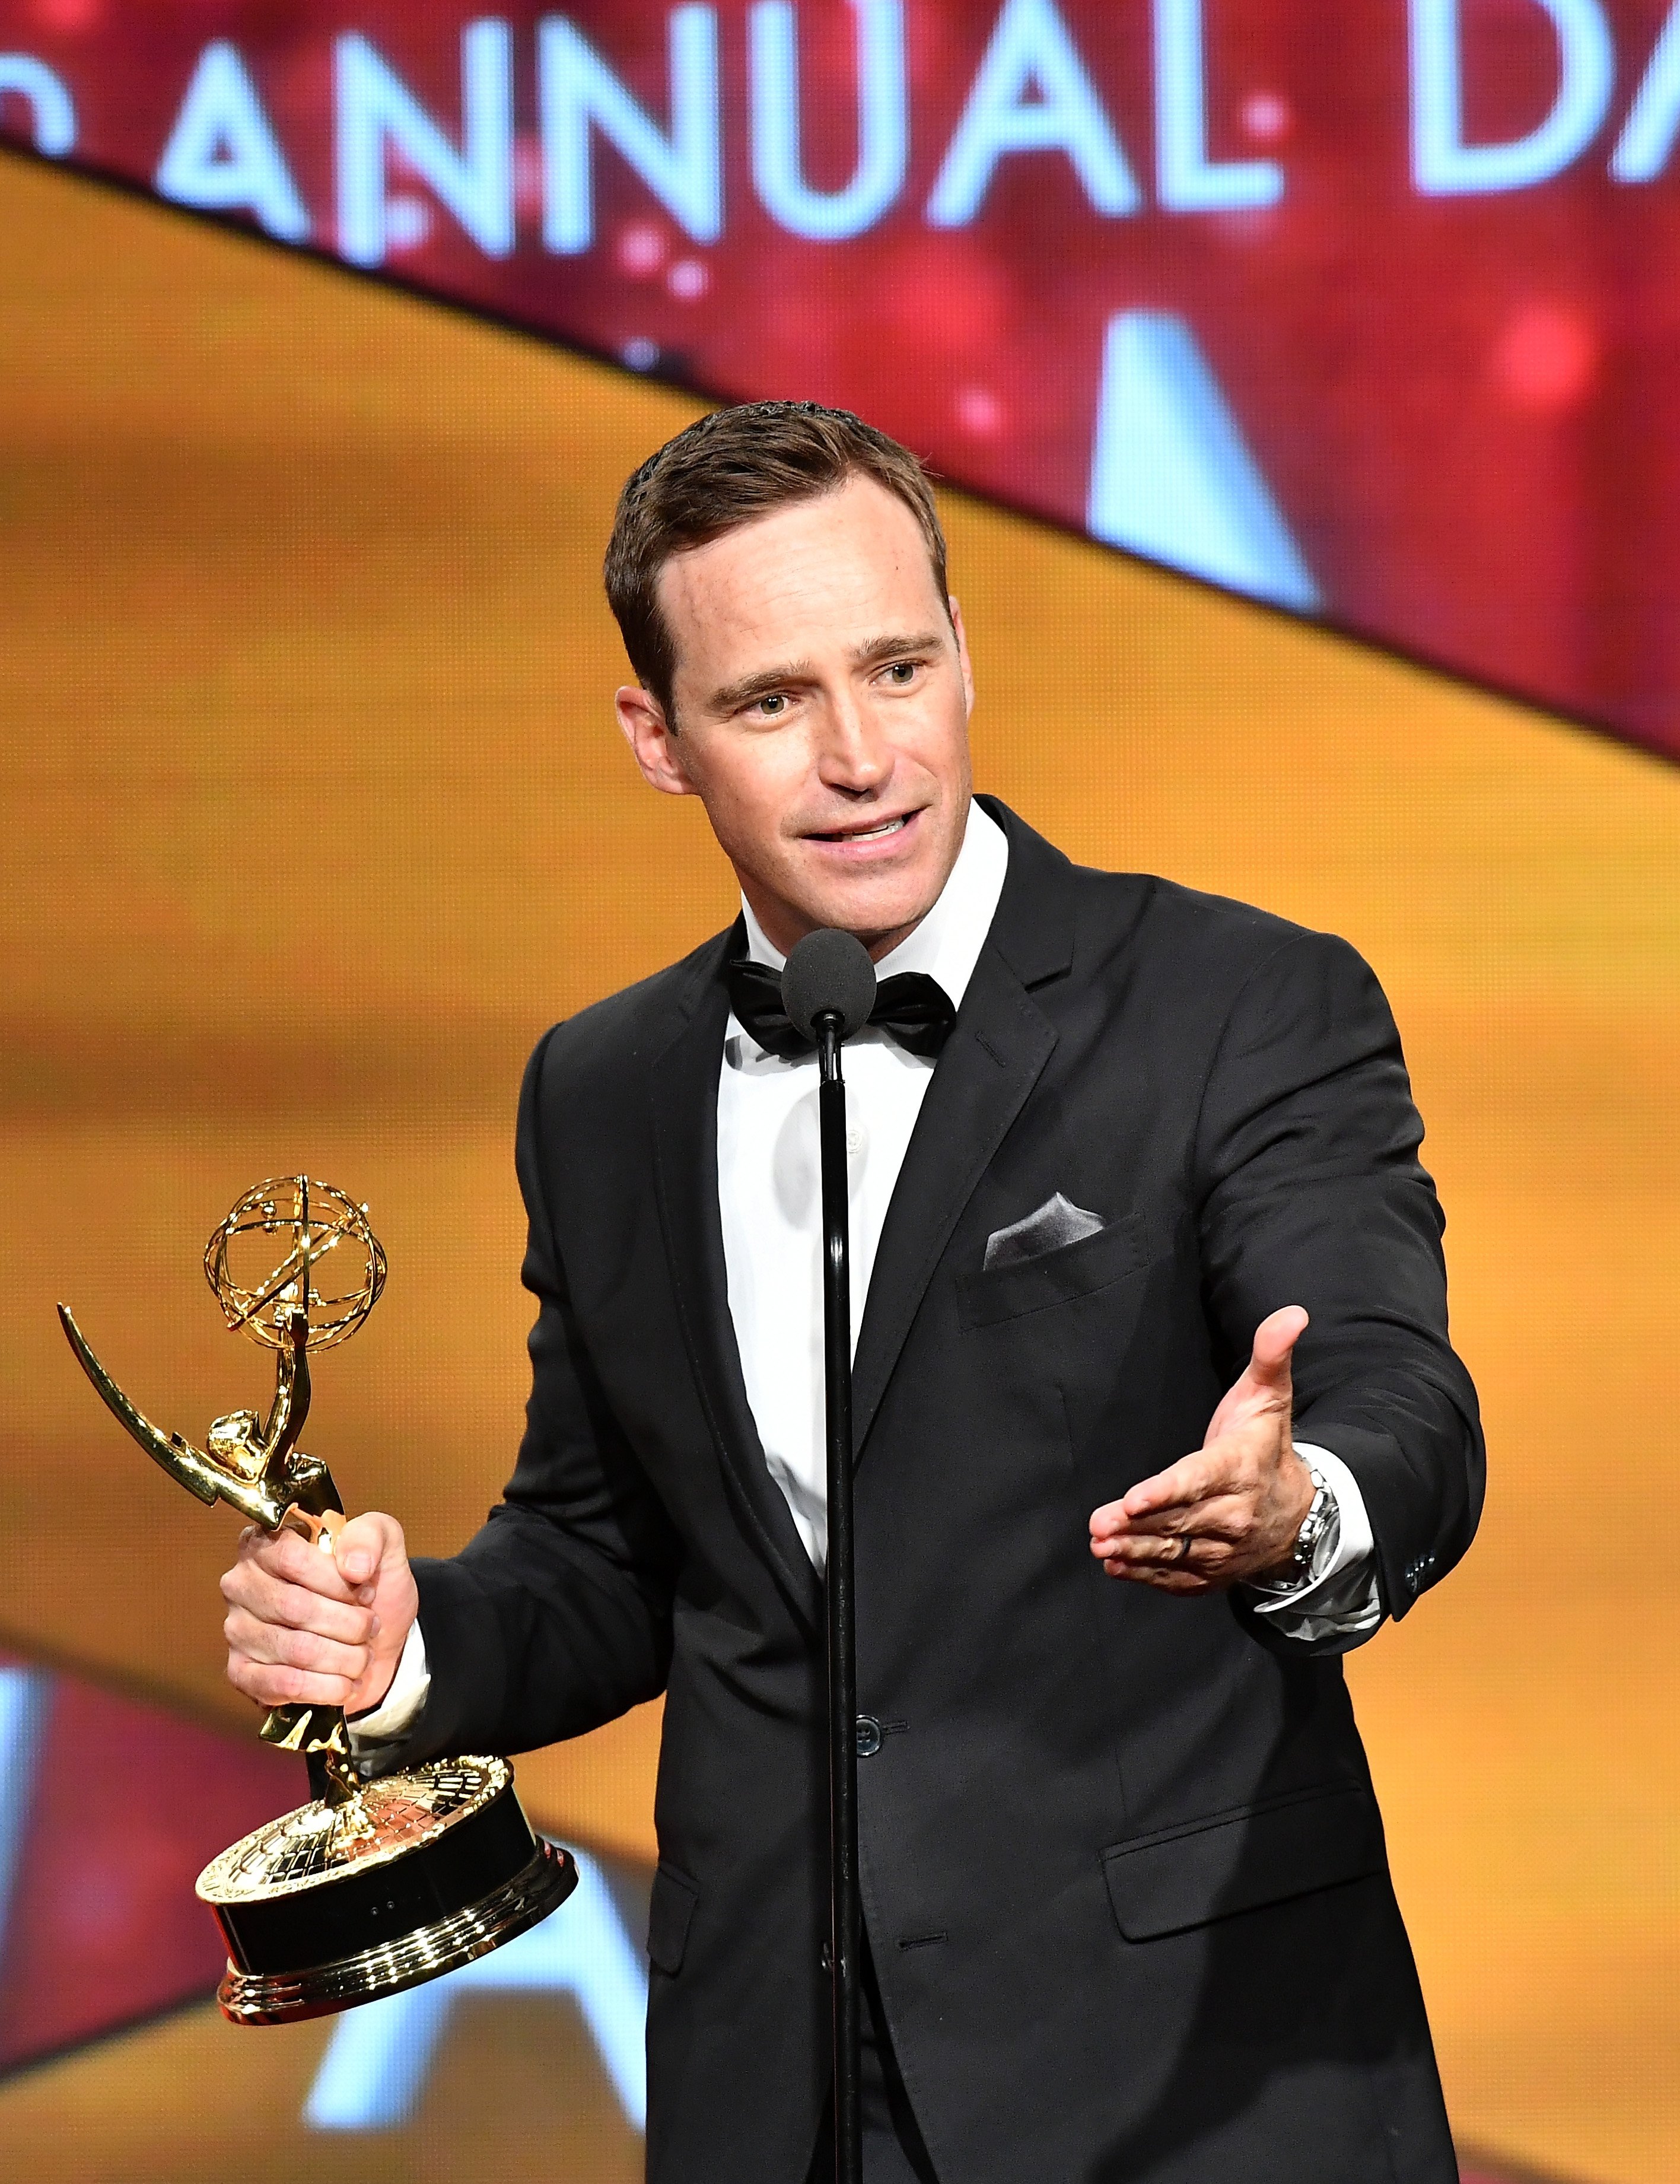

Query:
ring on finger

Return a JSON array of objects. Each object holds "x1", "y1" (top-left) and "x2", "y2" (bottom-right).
[{"x1": 1173, "y1": 1531, "x2": 1194, "y2": 1565}]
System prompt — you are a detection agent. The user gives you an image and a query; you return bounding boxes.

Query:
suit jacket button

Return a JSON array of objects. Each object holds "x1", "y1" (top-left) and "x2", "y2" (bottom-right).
[{"x1": 855, "y1": 1715, "x2": 883, "y2": 1758}]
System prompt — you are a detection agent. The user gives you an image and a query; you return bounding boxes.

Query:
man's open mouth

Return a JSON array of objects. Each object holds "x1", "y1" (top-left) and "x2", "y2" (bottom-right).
[{"x1": 807, "y1": 812, "x2": 915, "y2": 844}]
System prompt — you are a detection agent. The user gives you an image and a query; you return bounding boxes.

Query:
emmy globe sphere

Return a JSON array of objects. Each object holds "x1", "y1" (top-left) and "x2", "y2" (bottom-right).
[{"x1": 204, "y1": 1175, "x2": 387, "y2": 1350}]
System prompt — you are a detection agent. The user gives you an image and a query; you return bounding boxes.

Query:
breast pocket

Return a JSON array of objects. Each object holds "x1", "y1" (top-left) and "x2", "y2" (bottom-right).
[{"x1": 957, "y1": 1210, "x2": 1153, "y2": 1329}]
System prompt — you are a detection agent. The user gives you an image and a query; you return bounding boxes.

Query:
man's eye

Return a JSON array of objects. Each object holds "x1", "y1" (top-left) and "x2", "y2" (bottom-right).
[
  {"x1": 756, "y1": 693, "x2": 788, "y2": 717},
  {"x1": 884, "y1": 660, "x2": 918, "y2": 685}
]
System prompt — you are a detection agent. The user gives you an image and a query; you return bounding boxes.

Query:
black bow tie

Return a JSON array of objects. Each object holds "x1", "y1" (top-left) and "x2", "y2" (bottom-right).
[{"x1": 726, "y1": 958, "x2": 956, "y2": 1061}]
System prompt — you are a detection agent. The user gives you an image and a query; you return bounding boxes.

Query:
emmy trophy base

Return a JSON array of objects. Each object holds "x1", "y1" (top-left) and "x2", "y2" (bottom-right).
[{"x1": 198, "y1": 1755, "x2": 577, "y2": 2025}]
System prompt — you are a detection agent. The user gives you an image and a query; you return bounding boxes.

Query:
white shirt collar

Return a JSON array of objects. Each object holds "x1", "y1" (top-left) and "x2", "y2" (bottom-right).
[{"x1": 737, "y1": 797, "x2": 1009, "y2": 1012}]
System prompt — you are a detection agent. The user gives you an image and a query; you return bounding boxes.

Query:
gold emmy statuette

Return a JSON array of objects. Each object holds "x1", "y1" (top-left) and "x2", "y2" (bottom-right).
[{"x1": 57, "y1": 1176, "x2": 576, "y2": 2026}]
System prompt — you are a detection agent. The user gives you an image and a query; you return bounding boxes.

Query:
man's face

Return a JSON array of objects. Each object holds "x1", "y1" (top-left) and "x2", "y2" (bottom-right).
[{"x1": 616, "y1": 474, "x2": 975, "y2": 959}]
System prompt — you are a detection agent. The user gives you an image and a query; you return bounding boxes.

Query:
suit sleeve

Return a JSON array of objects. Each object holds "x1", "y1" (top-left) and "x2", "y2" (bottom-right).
[
  {"x1": 394, "y1": 1025, "x2": 682, "y2": 1766},
  {"x1": 1193, "y1": 929, "x2": 1484, "y2": 1628}
]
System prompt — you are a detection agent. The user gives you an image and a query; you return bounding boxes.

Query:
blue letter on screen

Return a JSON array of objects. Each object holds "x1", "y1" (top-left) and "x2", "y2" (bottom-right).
[
  {"x1": 750, "y1": 0, "x2": 907, "y2": 240},
  {"x1": 927, "y1": 0, "x2": 1140, "y2": 227},
  {"x1": 1086, "y1": 311, "x2": 1319, "y2": 613},
  {"x1": 0, "y1": 1668, "x2": 50, "y2": 1963},
  {"x1": 540, "y1": 7, "x2": 721, "y2": 254},
  {"x1": 1154, "y1": 0, "x2": 1283, "y2": 212},
  {"x1": 303, "y1": 1848, "x2": 648, "y2": 2134},
  {"x1": 1611, "y1": 2, "x2": 1680, "y2": 180},
  {"x1": 336, "y1": 19, "x2": 513, "y2": 268},
  {"x1": 0, "y1": 55, "x2": 75, "y2": 155},
  {"x1": 157, "y1": 43, "x2": 310, "y2": 240},
  {"x1": 1411, "y1": 0, "x2": 1614, "y2": 195}
]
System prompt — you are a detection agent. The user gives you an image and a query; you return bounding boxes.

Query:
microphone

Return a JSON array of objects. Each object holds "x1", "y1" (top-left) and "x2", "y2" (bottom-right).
[
  {"x1": 781, "y1": 926, "x2": 873, "y2": 2184},
  {"x1": 780, "y1": 927, "x2": 876, "y2": 1047}
]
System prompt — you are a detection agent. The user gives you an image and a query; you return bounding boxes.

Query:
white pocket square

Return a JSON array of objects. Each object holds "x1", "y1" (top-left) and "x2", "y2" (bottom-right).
[{"x1": 983, "y1": 1192, "x2": 1106, "y2": 1271}]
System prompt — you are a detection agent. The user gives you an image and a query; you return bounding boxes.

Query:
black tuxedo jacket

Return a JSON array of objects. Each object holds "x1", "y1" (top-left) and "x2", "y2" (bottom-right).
[{"x1": 398, "y1": 800, "x2": 1483, "y2": 2183}]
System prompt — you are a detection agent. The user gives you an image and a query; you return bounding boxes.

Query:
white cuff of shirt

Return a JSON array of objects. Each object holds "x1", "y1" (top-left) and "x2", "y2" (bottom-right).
[
  {"x1": 346, "y1": 1618, "x2": 431, "y2": 1749},
  {"x1": 1245, "y1": 1442, "x2": 1383, "y2": 1648}
]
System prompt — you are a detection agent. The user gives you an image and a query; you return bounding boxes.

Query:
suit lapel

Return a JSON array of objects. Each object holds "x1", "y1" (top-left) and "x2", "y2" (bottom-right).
[
  {"x1": 849, "y1": 803, "x2": 1077, "y2": 1458},
  {"x1": 650, "y1": 936, "x2": 823, "y2": 1639}
]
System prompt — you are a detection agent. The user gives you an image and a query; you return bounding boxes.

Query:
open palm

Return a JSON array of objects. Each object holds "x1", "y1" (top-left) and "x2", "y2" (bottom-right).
[{"x1": 1088, "y1": 1305, "x2": 1316, "y2": 1593}]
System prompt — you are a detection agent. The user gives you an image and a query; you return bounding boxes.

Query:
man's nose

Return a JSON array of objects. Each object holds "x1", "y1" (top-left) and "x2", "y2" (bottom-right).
[{"x1": 815, "y1": 692, "x2": 892, "y2": 794}]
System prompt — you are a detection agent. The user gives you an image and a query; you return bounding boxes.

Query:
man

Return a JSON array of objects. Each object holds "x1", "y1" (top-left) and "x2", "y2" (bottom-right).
[{"x1": 220, "y1": 403, "x2": 1483, "y2": 2182}]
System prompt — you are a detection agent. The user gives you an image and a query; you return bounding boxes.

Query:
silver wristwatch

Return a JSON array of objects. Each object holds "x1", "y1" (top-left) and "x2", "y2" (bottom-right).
[{"x1": 1284, "y1": 1463, "x2": 1334, "y2": 1584}]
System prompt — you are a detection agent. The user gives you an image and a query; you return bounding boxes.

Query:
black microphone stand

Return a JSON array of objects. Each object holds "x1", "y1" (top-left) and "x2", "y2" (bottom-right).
[{"x1": 815, "y1": 1011, "x2": 862, "y2": 2184}]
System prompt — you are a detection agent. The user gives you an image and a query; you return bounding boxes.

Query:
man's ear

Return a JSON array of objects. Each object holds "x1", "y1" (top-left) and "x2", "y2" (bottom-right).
[
  {"x1": 616, "y1": 684, "x2": 696, "y2": 798},
  {"x1": 948, "y1": 597, "x2": 976, "y2": 719}
]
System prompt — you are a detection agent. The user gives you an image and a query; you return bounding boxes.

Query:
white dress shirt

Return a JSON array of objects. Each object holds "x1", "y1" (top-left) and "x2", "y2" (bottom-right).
[
  {"x1": 715, "y1": 800, "x2": 1010, "y2": 1568},
  {"x1": 353, "y1": 801, "x2": 1379, "y2": 1751}
]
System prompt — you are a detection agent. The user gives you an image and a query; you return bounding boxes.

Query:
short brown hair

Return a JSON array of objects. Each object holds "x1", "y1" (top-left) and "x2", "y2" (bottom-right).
[{"x1": 603, "y1": 401, "x2": 949, "y2": 724}]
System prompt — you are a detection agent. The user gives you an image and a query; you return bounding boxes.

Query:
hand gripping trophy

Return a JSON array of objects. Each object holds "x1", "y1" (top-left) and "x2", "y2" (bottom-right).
[{"x1": 57, "y1": 1176, "x2": 575, "y2": 2024}]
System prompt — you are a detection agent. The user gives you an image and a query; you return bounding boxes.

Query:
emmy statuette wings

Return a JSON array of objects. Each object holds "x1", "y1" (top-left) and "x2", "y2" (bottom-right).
[{"x1": 56, "y1": 1176, "x2": 576, "y2": 2026}]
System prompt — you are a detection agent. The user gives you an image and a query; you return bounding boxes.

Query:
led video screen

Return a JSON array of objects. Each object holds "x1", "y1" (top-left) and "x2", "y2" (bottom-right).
[{"x1": 7, "y1": 1, "x2": 1680, "y2": 754}]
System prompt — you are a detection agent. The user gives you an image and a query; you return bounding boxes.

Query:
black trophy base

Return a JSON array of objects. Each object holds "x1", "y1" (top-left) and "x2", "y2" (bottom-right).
[{"x1": 195, "y1": 1756, "x2": 578, "y2": 2026}]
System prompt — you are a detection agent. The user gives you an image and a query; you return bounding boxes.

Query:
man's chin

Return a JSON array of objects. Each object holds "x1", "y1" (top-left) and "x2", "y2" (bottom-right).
[{"x1": 790, "y1": 872, "x2": 945, "y2": 953}]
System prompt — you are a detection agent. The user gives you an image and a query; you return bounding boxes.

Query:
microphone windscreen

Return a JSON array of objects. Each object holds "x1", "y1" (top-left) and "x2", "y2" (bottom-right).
[{"x1": 782, "y1": 929, "x2": 877, "y2": 1043}]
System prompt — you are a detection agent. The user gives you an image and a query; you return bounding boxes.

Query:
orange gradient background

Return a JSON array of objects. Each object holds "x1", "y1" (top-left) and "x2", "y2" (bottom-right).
[{"x1": 1, "y1": 150, "x2": 1675, "y2": 2181}]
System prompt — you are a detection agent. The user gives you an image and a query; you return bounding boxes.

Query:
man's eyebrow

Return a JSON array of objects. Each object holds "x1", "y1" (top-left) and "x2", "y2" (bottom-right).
[
  {"x1": 706, "y1": 660, "x2": 816, "y2": 714},
  {"x1": 849, "y1": 628, "x2": 946, "y2": 668}
]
